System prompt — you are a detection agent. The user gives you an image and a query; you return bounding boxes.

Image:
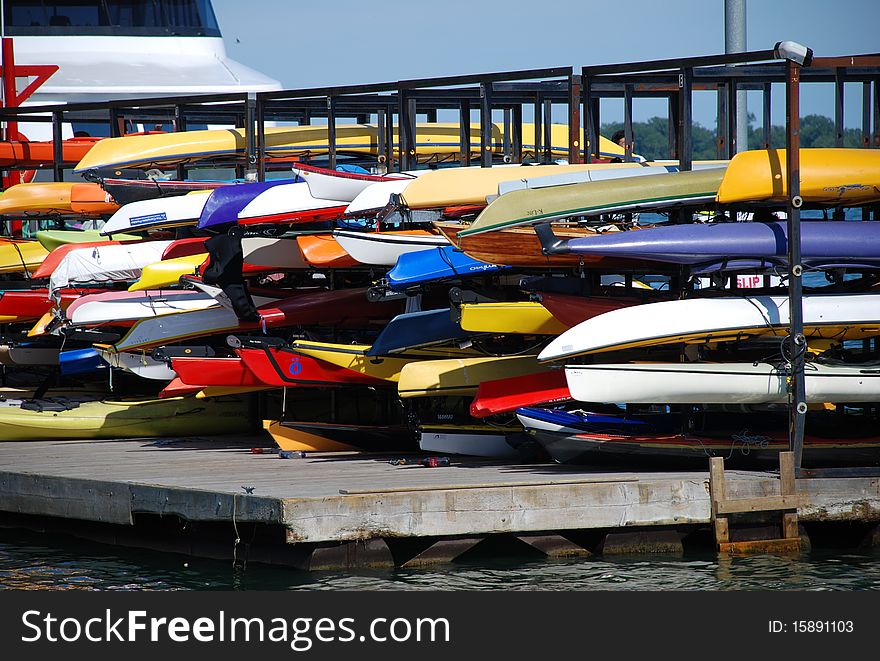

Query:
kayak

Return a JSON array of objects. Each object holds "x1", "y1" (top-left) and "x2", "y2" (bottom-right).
[{"x1": 397, "y1": 355, "x2": 549, "y2": 398}]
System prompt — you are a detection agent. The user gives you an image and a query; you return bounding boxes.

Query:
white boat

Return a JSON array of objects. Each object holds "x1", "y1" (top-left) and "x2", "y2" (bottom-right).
[
  {"x1": 565, "y1": 362, "x2": 880, "y2": 404},
  {"x1": 96, "y1": 348, "x2": 177, "y2": 381},
  {"x1": 6, "y1": 0, "x2": 280, "y2": 141},
  {"x1": 293, "y1": 165, "x2": 416, "y2": 203},
  {"x1": 346, "y1": 179, "x2": 417, "y2": 215},
  {"x1": 66, "y1": 289, "x2": 221, "y2": 326},
  {"x1": 332, "y1": 230, "x2": 449, "y2": 266},
  {"x1": 418, "y1": 429, "x2": 520, "y2": 458},
  {"x1": 48, "y1": 240, "x2": 174, "y2": 294},
  {"x1": 538, "y1": 293, "x2": 880, "y2": 362},
  {"x1": 237, "y1": 181, "x2": 345, "y2": 223},
  {"x1": 100, "y1": 192, "x2": 212, "y2": 236}
]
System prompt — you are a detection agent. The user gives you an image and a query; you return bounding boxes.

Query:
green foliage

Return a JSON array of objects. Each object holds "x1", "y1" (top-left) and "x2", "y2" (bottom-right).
[{"x1": 601, "y1": 114, "x2": 869, "y2": 161}]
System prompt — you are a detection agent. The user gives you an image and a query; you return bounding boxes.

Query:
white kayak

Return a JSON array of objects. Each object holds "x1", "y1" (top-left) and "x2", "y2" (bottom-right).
[
  {"x1": 293, "y1": 165, "x2": 417, "y2": 202},
  {"x1": 49, "y1": 240, "x2": 174, "y2": 294},
  {"x1": 237, "y1": 181, "x2": 345, "y2": 223},
  {"x1": 66, "y1": 289, "x2": 220, "y2": 326},
  {"x1": 346, "y1": 179, "x2": 415, "y2": 215},
  {"x1": 418, "y1": 429, "x2": 520, "y2": 458},
  {"x1": 565, "y1": 361, "x2": 880, "y2": 404},
  {"x1": 96, "y1": 348, "x2": 178, "y2": 381},
  {"x1": 101, "y1": 191, "x2": 212, "y2": 235},
  {"x1": 538, "y1": 293, "x2": 880, "y2": 362},
  {"x1": 332, "y1": 230, "x2": 449, "y2": 266}
]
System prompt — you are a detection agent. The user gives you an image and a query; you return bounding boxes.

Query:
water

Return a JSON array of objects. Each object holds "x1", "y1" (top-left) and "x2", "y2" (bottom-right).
[{"x1": 2, "y1": 527, "x2": 878, "y2": 591}]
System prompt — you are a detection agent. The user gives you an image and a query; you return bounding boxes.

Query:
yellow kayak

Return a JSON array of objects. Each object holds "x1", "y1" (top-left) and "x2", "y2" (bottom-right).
[
  {"x1": 0, "y1": 394, "x2": 251, "y2": 441},
  {"x1": 263, "y1": 419, "x2": 361, "y2": 452},
  {"x1": 289, "y1": 340, "x2": 477, "y2": 383},
  {"x1": 0, "y1": 181, "x2": 115, "y2": 216},
  {"x1": 0, "y1": 239, "x2": 49, "y2": 275},
  {"x1": 74, "y1": 123, "x2": 629, "y2": 173},
  {"x1": 128, "y1": 253, "x2": 207, "y2": 291},
  {"x1": 458, "y1": 301, "x2": 569, "y2": 335},
  {"x1": 717, "y1": 148, "x2": 880, "y2": 205},
  {"x1": 398, "y1": 355, "x2": 549, "y2": 398}
]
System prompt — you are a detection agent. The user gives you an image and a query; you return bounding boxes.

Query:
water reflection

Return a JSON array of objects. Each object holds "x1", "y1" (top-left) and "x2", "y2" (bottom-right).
[{"x1": 1, "y1": 529, "x2": 878, "y2": 591}]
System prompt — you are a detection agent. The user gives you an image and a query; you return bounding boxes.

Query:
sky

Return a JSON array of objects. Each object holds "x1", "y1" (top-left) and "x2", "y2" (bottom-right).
[{"x1": 212, "y1": 0, "x2": 880, "y2": 130}]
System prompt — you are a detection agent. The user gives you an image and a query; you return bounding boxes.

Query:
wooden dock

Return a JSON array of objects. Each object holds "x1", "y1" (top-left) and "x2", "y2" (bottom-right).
[{"x1": 1, "y1": 436, "x2": 879, "y2": 568}]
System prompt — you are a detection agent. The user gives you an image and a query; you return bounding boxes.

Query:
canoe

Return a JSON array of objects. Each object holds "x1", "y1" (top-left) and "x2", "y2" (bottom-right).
[
  {"x1": 538, "y1": 293, "x2": 880, "y2": 362},
  {"x1": 35, "y1": 229, "x2": 139, "y2": 251},
  {"x1": 127, "y1": 253, "x2": 207, "y2": 291},
  {"x1": 0, "y1": 238, "x2": 48, "y2": 275},
  {"x1": 234, "y1": 181, "x2": 346, "y2": 227},
  {"x1": 295, "y1": 234, "x2": 360, "y2": 268},
  {"x1": 73, "y1": 123, "x2": 629, "y2": 174},
  {"x1": 397, "y1": 355, "x2": 549, "y2": 398},
  {"x1": 0, "y1": 287, "x2": 98, "y2": 323},
  {"x1": 236, "y1": 345, "x2": 389, "y2": 387},
  {"x1": 516, "y1": 406, "x2": 880, "y2": 466},
  {"x1": 293, "y1": 162, "x2": 416, "y2": 202},
  {"x1": 31, "y1": 239, "x2": 131, "y2": 279},
  {"x1": 384, "y1": 245, "x2": 504, "y2": 292},
  {"x1": 457, "y1": 301, "x2": 569, "y2": 335},
  {"x1": 400, "y1": 162, "x2": 647, "y2": 209},
  {"x1": 0, "y1": 181, "x2": 116, "y2": 216},
  {"x1": 565, "y1": 361, "x2": 880, "y2": 405},
  {"x1": 96, "y1": 348, "x2": 177, "y2": 381},
  {"x1": 346, "y1": 179, "x2": 417, "y2": 215},
  {"x1": 48, "y1": 240, "x2": 174, "y2": 293},
  {"x1": 470, "y1": 369, "x2": 571, "y2": 418},
  {"x1": 717, "y1": 148, "x2": 880, "y2": 205},
  {"x1": 0, "y1": 395, "x2": 251, "y2": 441},
  {"x1": 266, "y1": 420, "x2": 412, "y2": 452},
  {"x1": 418, "y1": 426, "x2": 520, "y2": 458},
  {"x1": 263, "y1": 420, "x2": 362, "y2": 452},
  {"x1": 114, "y1": 287, "x2": 400, "y2": 351},
  {"x1": 435, "y1": 222, "x2": 622, "y2": 269},
  {"x1": 367, "y1": 308, "x2": 469, "y2": 356},
  {"x1": 0, "y1": 136, "x2": 100, "y2": 168},
  {"x1": 459, "y1": 168, "x2": 726, "y2": 237},
  {"x1": 101, "y1": 190, "x2": 212, "y2": 235},
  {"x1": 161, "y1": 237, "x2": 209, "y2": 260},
  {"x1": 332, "y1": 229, "x2": 448, "y2": 266},
  {"x1": 66, "y1": 289, "x2": 220, "y2": 326},
  {"x1": 560, "y1": 221, "x2": 880, "y2": 266}
]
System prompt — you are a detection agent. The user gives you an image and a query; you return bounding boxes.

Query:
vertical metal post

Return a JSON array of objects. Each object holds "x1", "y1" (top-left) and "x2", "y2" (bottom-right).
[
  {"x1": 623, "y1": 82, "x2": 633, "y2": 161},
  {"x1": 52, "y1": 110, "x2": 63, "y2": 181},
  {"x1": 458, "y1": 99, "x2": 470, "y2": 167},
  {"x1": 785, "y1": 59, "x2": 807, "y2": 471},
  {"x1": 511, "y1": 104, "x2": 522, "y2": 164},
  {"x1": 174, "y1": 103, "x2": 187, "y2": 180},
  {"x1": 255, "y1": 95, "x2": 265, "y2": 182},
  {"x1": 716, "y1": 84, "x2": 728, "y2": 159},
  {"x1": 677, "y1": 67, "x2": 693, "y2": 171},
  {"x1": 533, "y1": 93, "x2": 542, "y2": 161},
  {"x1": 377, "y1": 107, "x2": 386, "y2": 169},
  {"x1": 582, "y1": 77, "x2": 593, "y2": 163},
  {"x1": 873, "y1": 78, "x2": 880, "y2": 148},
  {"x1": 406, "y1": 96, "x2": 417, "y2": 170},
  {"x1": 326, "y1": 95, "x2": 337, "y2": 170},
  {"x1": 480, "y1": 81, "x2": 493, "y2": 168},
  {"x1": 568, "y1": 74, "x2": 582, "y2": 164},
  {"x1": 762, "y1": 82, "x2": 772, "y2": 149},
  {"x1": 863, "y1": 82, "x2": 872, "y2": 220},
  {"x1": 397, "y1": 90, "x2": 410, "y2": 172},
  {"x1": 542, "y1": 97, "x2": 552, "y2": 162},
  {"x1": 668, "y1": 93, "x2": 679, "y2": 159},
  {"x1": 727, "y1": 79, "x2": 739, "y2": 155},
  {"x1": 245, "y1": 92, "x2": 257, "y2": 180},
  {"x1": 834, "y1": 67, "x2": 845, "y2": 147},
  {"x1": 426, "y1": 108, "x2": 437, "y2": 123},
  {"x1": 502, "y1": 107, "x2": 511, "y2": 162},
  {"x1": 385, "y1": 103, "x2": 395, "y2": 172},
  {"x1": 109, "y1": 107, "x2": 122, "y2": 138}
]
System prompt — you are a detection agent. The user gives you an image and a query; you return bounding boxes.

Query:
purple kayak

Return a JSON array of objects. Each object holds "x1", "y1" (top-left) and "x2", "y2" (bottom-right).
[
  {"x1": 562, "y1": 221, "x2": 880, "y2": 266},
  {"x1": 197, "y1": 178, "x2": 296, "y2": 230}
]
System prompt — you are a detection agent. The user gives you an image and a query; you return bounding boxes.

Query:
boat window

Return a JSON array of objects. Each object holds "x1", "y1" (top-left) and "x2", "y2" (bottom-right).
[{"x1": 3, "y1": 0, "x2": 222, "y2": 37}]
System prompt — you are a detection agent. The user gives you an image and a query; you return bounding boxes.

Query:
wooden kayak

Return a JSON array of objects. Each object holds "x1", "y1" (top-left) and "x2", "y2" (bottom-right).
[{"x1": 537, "y1": 292, "x2": 655, "y2": 328}]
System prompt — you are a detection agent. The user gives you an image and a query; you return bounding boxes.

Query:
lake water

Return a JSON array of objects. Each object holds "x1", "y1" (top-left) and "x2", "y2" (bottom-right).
[{"x1": 2, "y1": 527, "x2": 878, "y2": 591}]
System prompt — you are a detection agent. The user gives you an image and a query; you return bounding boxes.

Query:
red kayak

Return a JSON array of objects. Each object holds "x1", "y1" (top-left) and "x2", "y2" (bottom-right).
[
  {"x1": 171, "y1": 356, "x2": 265, "y2": 387},
  {"x1": 236, "y1": 205, "x2": 348, "y2": 227},
  {"x1": 0, "y1": 136, "x2": 100, "y2": 168},
  {"x1": 161, "y1": 237, "x2": 209, "y2": 260},
  {"x1": 470, "y1": 369, "x2": 571, "y2": 418},
  {"x1": 0, "y1": 287, "x2": 102, "y2": 322},
  {"x1": 237, "y1": 345, "x2": 388, "y2": 387},
  {"x1": 158, "y1": 377, "x2": 204, "y2": 398}
]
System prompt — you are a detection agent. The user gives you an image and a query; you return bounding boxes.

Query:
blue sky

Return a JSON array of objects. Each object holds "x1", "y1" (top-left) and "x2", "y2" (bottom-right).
[{"x1": 213, "y1": 0, "x2": 879, "y2": 129}]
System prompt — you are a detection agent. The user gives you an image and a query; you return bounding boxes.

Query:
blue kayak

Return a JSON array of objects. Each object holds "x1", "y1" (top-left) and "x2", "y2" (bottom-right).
[
  {"x1": 197, "y1": 178, "x2": 296, "y2": 230},
  {"x1": 59, "y1": 348, "x2": 106, "y2": 376},
  {"x1": 386, "y1": 246, "x2": 507, "y2": 292},
  {"x1": 562, "y1": 221, "x2": 880, "y2": 265},
  {"x1": 366, "y1": 308, "x2": 468, "y2": 356}
]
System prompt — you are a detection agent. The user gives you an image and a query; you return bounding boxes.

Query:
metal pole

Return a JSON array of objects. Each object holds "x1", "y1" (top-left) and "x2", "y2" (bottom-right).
[
  {"x1": 480, "y1": 81, "x2": 493, "y2": 167},
  {"x1": 542, "y1": 97, "x2": 552, "y2": 162},
  {"x1": 724, "y1": 0, "x2": 748, "y2": 152},
  {"x1": 174, "y1": 104, "x2": 187, "y2": 180},
  {"x1": 407, "y1": 96, "x2": 417, "y2": 170},
  {"x1": 668, "y1": 93, "x2": 678, "y2": 159},
  {"x1": 785, "y1": 59, "x2": 807, "y2": 471},
  {"x1": 245, "y1": 92, "x2": 257, "y2": 180},
  {"x1": 458, "y1": 99, "x2": 470, "y2": 167},
  {"x1": 762, "y1": 82, "x2": 772, "y2": 148},
  {"x1": 533, "y1": 93, "x2": 542, "y2": 161},
  {"x1": 255, "y1": 95, "x2": 265, "y2": 182},
  {"x1": 623, "y1": 82, "x2": 633, "y2": 162},
  {"x1": 52, "y1": 110, "x2": 63, "y2": 181},
  {"x1": 502, "y1": 107, "x2": 511, "y2": 162},
  {"x1": 582, "y1": 77, "x2": 593, "y2": 163},
  {"x1": 678, "y1": 67, "x2": 693, "y2": 171},
  {"x1": 569, "y1": 74, "x2": 582, "y2": 164},
  {"x1": 326, "y1": 95, "x2": 337, "y2": 170},
  {"x1": 512, "y1": 104, "x2": 522, "y2": 164},
  {"x1": 834, "y1": 67, "x2": 845, "y2": 147},
  {"x1": 716, "y1": 84, "x2": 728, "y2": 159}
]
